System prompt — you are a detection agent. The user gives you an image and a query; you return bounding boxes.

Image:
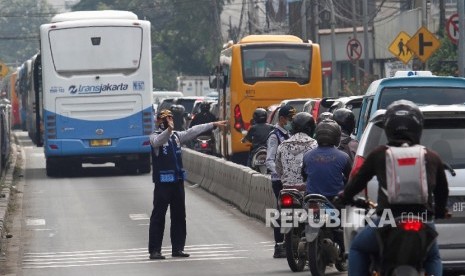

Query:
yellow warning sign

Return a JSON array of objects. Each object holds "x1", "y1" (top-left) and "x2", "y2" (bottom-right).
[
  {"x1": 406, "y1": 26, "x2": 441, "y2": 63},
  {"x1": 389, "y1": 31, "x2": 414, "y2": 64}
]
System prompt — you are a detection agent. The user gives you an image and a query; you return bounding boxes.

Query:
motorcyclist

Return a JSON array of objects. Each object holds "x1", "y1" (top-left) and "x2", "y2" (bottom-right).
[
  {"x1": 276, "y1": 112, "x2": 317, "y2": 187},
  {"x1": 189, "y1": 101, "x2": 217, "y2": 135},
  {"x1": 316, "y1": 111, "x2": 333, "y2": 124},
  {"x1": 333, "y1": 108, "x2": 359, "y2": 164},
  {"x1": 170, "y1": 104, "x2": 186, "y2": 131},
  {"x1": 337, "y1": 100, "x2": 449, "y2": 276},
  {"x1": 265, "y1": 104, "x2": 296, "y2": 258},
  {"x1": 302, "y1": 119, "x2": 352, "y2": 200},
  {"x1": 242, "y1": 108, "x2": 274, "y2": 167},
  {"x1": 301, "y1": 119, "x2": 352, "y2": 263}
]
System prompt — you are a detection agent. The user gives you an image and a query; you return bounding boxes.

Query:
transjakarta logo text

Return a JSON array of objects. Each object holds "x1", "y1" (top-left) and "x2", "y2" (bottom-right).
[{"x1": 69, "y1": 83, "x2": 129, "y2": 94}]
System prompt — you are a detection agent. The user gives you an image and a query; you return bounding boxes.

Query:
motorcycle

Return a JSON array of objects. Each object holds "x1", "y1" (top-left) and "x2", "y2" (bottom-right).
[
  {"x1": 304, "y1": 194, "x2": 347, "y2": 276},
  {"x1": 250, "y1": 146, "x2": 267, "y2": 174},
  {"x1": 193, "y1": 135, "x2": 214, "y2": 154},
  {"x1": 278, "y1": 184, "x2": 307, "y2": 272},
  {"x1": 345, "y1": 198, "x2": 438, "y2": 276}
]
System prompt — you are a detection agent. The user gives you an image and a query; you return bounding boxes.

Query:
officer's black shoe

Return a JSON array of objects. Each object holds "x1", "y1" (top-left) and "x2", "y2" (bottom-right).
[
  {"x1": 172, "y1": 251, "x2": 190, "y2": 257},
  {"x1": 149, "y1": 252, "x2": 166, "y2": 260},
  {"x1": 273, "y1": 243, "x2": 286, "y2": 258}
]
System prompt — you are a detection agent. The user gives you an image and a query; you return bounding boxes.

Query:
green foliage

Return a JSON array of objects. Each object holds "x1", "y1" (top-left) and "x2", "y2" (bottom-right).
[
  {"x1": 0, "y1": 0, "x2": 55, "y2": 66},
  {"x1": 72, "y1": 0, "x2": 226, "y2": 90},
  {"x1": 428, "y1": 36, "x2": 458, "y2": 77}
]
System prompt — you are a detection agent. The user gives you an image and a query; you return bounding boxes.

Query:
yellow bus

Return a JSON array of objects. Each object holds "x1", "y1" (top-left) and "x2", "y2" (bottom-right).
[{"x1": 211, "y1": 34, "x2": 322, "y2": 164}]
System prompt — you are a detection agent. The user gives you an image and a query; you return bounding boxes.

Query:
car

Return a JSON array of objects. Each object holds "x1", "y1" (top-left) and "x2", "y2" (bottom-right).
[
  {"x1": 175, "y1": 96, "x2": 205, "y2": 128},
  {"x1": 350, "y1": 105, "x2": 465, "y2": 275},
  {"x1": 267, "y1": 98, "x2": 319, "y2": 125},
  {"x1": 157, "y1": 98, "x2": 175, "y2": 114},
  {"x1": 152, "y1": 90, "x2": 183, "y2": 113},
  {"x1": 355, "y1": 71, "x2": 465, "y2": 140},
  {"x1": 302, "y1": 97, "x2": 336, "y2": 121},
  {"x1": 279, "y1": 98, "x2": 313, "y2": 112}
]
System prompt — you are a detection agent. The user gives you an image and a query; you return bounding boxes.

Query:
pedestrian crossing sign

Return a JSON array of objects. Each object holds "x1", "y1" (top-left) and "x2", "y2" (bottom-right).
[{"x1": 389, "y1": 31, "x2": 414, "y2": 64}]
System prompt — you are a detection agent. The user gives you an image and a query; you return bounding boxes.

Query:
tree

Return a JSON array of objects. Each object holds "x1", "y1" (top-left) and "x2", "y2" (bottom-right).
[
  {"x1": 72, "y1": 0, "x2": 227, "y2": 90},
  {"x1": 0, "y1": 0, "x2": 55, "y2": 66},
  {"x1": 428, "y1": 36, "x2": 458, "y2": 76}
]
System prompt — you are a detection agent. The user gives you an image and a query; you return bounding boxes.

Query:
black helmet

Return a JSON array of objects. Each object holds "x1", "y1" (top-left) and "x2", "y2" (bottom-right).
[
  {"x1": 315, "y1": 119, "x2": 341, "y2": 146},
  {"x1": 170, "y1": 104, "x2": 185, "y2": 113},
  {"x1": 317, "y1": 112, "x2": 333, "y2": 124},
  {"x1": 333, "y1": 108, "x2": 356, "y2": 134},
  {"x1": 200, "y1": 101, "x2": 211, "y2": 112},
  {"x1": 253, "y1": 108, "x2": 268, "y2": 124},
  {"x1": 384, "y1": 100, "x2": 423, "y2": 145},
  {"x1": 291, "y1": 112, "x2": 315, "y2": 136}
]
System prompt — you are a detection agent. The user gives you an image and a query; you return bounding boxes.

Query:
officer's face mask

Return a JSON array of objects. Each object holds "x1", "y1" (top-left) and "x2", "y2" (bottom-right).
[{"x1": 284, "y1": 119, "x2": 293, "y2": 132}]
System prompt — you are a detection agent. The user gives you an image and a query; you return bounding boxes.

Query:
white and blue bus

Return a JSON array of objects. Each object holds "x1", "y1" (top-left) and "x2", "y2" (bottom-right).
[{"x1": 39, "y1": 10, "x2": 154, "y2": 176}]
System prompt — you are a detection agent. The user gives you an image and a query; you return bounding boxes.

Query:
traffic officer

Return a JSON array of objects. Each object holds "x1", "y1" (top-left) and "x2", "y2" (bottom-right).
[
  {"x1": 148, "y1": 109, "x2": 227, "y2": 260},
  {"x1": 265, "y1": 104, "x2": 296, "y2": 258}
]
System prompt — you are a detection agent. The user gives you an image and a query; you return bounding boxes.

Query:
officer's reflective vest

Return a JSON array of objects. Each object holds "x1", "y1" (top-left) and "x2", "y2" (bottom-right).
[{"x1": 151, "y1": 132, "x2": 185, "y2": 184}]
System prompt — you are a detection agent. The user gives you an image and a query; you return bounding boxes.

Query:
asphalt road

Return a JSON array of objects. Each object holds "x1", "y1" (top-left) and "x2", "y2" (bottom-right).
[{"x1": 5, "y1": 132, "x2": 346, "y2": 276}]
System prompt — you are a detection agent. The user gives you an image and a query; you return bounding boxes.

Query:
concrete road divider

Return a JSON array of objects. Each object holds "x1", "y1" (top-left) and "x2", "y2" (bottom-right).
[{"x1": 183, "y1": 148, "x2": 275, "y2": 222}]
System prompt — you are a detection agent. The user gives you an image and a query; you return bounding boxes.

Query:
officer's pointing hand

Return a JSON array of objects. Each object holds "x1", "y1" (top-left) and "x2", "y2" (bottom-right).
[{"x1": 213, "y1": 120, "x2": 228, "y2": 129}]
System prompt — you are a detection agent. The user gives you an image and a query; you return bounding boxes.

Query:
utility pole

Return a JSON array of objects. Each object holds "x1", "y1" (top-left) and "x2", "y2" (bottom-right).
[
  {"x1": 459, "y1": 0, "x2": 465, "y2": 77},
  {"x1": 363, "y1": 0, "x2": 370, "y2": 78},
  {"x1": 301, "y1": 0, "x2": 307, "y2": 40},
  {"x1": 212, "y1": 0, "x2": 222, "y2": 64},
  {"x1": 248, "y1": 0, "x2": 256, "y2": 34},
  {"x1": 312, "y1": 0, "x2": 319, "y2": 43},
  {"x1": 352, "y1": 0, "x2": 360, "y2": 91},
  {"x1": 329, "y1": 0, "x2": 338, "y2": 98},
  {"x1": 422, "y1": 0, "x2": 427, "y2": 27}
]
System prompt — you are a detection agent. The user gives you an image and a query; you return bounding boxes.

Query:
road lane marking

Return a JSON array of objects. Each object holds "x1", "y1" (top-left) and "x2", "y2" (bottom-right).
[
  {"x1": 26, "y1": 219, "x2": 46, "y2": 226},
  {"x1": 129, "y1": 214, "x2": 149, "y2": 220},
  {"x1": 23, "y1": 256, "x2": 247, "y2": 269},
  {"x1": 23, "y1": 243, "x2": 244, "y2": 269}
]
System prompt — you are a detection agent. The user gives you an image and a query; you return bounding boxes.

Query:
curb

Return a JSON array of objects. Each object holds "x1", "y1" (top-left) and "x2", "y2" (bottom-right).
[{"x1": 0, "y1": 134, "x2": 19, "y2": 247}]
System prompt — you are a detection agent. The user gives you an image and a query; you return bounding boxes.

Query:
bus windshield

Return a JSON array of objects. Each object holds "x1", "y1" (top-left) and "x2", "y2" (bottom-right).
[
  {"x1": 49, "y1": 26, "x2": 142, "y2": 73},
  {"x1": 241, "y1": 45, "x2": 311, "y2": 85},
  {"x1": 379, "y1": 87, "x2": 465, "y2": 109}
]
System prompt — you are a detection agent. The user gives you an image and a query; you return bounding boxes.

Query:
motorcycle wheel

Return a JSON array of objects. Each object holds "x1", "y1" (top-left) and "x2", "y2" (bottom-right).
[
  {"x1": 285, "y1": 228, "x2": 306, "y2": 272},
  {"x1": 308, "y1": 233, "x2": 326, "y2": 276},
  {"x1": 258, "y1": 165, "x2": 267, "y2": 174},
  {"x1": 335, "y1": 259, "x2": 348, "y2": 272}
]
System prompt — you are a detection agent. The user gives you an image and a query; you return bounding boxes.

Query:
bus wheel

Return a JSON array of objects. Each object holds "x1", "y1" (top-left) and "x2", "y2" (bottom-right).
[
  {"x1": 138, "y1": 155, "x2": 151, "y2": 174},
  {"x1": 138, "y1": 163, "x2": 151, "y2": 174},
  {"x1": 46, "y1": 158, "x2": 59, "y2": 177}
]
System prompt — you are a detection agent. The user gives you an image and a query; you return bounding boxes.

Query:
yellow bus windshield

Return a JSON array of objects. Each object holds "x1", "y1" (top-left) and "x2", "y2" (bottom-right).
[{"x1": 241, "y1": 45, "x2": 311, "y2": 85}]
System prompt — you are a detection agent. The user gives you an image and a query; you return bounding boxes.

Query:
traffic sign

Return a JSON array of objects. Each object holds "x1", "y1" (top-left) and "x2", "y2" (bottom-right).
[
  {"x1": 446, "y1": 13, "x2": 459, "y2": 45},
  {"x1": 322, "y1": 61, "x2": 332, "y2": 76},
  {"x1": 346, "y1": 38, "x2": 362, "y2": 61},
  {"x1": 388, "y1": 31, "x2": 413, "y2": 64},
  {"x1": 406, "y1": 26, "x2": 441, "y2": 63},
  {"x1": 0, "y1": 62, "x2": 8, "y2": 78}
]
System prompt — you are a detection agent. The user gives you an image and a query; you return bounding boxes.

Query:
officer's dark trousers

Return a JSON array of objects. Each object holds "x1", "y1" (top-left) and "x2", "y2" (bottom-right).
[
  {"x1": 272, "y1": 180, "x2": 284, "y2": 243},
  {"x1": 148, "y1": 180, "x2": 186, "y2": 254}
]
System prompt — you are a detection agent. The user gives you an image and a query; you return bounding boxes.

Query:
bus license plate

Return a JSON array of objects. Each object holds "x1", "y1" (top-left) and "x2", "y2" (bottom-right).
[{"x1": 90, "y1": 139, "x2": 112, "y2": 147}]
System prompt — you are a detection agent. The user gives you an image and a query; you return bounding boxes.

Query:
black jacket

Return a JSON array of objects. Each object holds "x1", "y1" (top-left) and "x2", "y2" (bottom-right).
[{"x1": 243, "y1": 123, "x2": 274, "y2": 151}]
